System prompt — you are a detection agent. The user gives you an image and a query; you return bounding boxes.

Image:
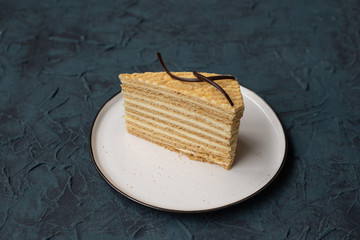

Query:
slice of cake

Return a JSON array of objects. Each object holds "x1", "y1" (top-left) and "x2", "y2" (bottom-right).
[{"x1": 119, "y1": 54, "x2": 244, "y2": 169}]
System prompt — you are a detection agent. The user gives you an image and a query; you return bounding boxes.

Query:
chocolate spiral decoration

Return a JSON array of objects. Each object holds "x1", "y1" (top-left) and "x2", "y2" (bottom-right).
[
  {"x1": 157, "y1": 52, "x2": 235, "y2": 106},
  {"x1": 193, "y1": 71, "x2": 234, "y2": 106}
]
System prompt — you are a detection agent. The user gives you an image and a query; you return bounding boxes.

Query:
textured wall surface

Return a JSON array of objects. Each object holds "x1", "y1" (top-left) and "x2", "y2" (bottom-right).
[{"x1": 1, "y1": 0, "x2": 359, "y2": 239}]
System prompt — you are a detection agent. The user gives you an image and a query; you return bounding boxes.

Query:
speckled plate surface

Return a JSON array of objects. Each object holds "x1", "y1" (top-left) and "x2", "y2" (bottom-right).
[{"x1": 90, "y1": 86, "x2": 286, "y2": 212}]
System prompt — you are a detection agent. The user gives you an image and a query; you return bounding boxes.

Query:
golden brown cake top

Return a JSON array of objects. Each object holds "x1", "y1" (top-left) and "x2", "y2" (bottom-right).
[{"x1": 119, "y1": 72, "x2": 244, "y2": 112}]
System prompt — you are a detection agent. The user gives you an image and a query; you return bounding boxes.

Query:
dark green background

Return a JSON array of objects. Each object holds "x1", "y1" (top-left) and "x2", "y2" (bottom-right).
[{"x1": 1, "y1": 0, "x2": 359, "y2": 239}]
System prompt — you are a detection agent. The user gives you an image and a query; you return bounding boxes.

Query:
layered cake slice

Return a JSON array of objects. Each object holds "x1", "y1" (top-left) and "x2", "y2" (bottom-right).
[{"x1": 119, "y1": 53, "x2": 244, "y2": 169}]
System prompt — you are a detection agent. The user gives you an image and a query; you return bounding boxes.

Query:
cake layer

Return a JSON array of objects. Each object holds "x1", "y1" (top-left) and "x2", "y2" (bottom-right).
[
  {"x1": 125, "y1": 116, "x2": 236, "y2": 153},
  {"x1": 125, "y1": 110, "x2": 239, "y2": 147},
  {"x1": 124, "y1": 96, "x2": 237, "y2": 137},
  {"x1": 122, "y1": 81, "x2": 243, "y2": 122},
  {"x1": 125, "y1": 108, "x2": 230, "y2": 143},
  {"x1": 123, "y1": 86, "x2": 234, "y2": 125},
  {"x1": 125, "y1": 104, "x2": 237, "y2": 140},
  {"x1": 125, "y1": 119, "x2": 237, "y2": 156}
]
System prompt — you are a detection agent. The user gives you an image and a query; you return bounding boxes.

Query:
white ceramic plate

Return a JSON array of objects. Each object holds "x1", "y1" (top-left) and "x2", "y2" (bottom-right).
[{"x1": 90, "y1": 86, "x2": 286, "y2": 212}]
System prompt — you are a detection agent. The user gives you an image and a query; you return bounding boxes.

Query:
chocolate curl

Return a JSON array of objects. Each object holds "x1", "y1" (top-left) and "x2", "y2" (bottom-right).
[
  {"x1": 157, "y1": 52, "x2": 236, "y2": 81},
  {"x1": 193, "y1": 71, "x2": 234, "y2": 106},
  {"x1": 157, "y1": 52, "x2": 235, "y2": 106},
  {"x1": 157, "y1": 52, "x2": 199, "y2": 82}
]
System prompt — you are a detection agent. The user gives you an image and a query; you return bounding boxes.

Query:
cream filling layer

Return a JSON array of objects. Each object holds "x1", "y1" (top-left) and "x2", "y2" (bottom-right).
[
  {"x1": 125, "y1": 105, "x2": 238, "y2": 144},
  {"x1": 126, "y1": 111, "x2": 238, "y2": 147},
  {"x1": 124, "y1": 96, "x2": 232, "y2": 133},
  {"x1": 126, "y1": 116, "x2": 229, "y2": 152},
  {"x1": 123, "y1": 85, "x2": 234, "y2": 123},
  {"x1": 125, "y1": 117, "x2": 236, "y2": 155}
]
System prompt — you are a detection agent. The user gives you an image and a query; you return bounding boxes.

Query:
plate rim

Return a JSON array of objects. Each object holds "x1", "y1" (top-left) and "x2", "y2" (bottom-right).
[{"x1": 89, "y1": 87, "x2": 287, "y2": 213}]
